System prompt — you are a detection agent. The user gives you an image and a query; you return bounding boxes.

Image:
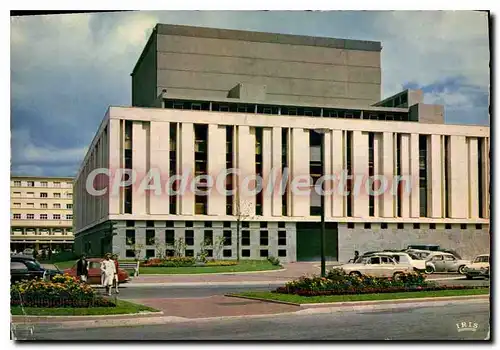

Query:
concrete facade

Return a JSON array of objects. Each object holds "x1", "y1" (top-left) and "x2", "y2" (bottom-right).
[
  {"x1": 73, "y1": 105, "x2": 490, "y2": 262},
  {"x1": 132, "y1": 24, "x2": 382, "y2": 108}
]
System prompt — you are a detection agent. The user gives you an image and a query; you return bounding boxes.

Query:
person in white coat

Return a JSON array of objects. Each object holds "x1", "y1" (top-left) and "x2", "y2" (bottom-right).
[{"x1": 100, "y1": 253, "x2": 116, "y2": 296}]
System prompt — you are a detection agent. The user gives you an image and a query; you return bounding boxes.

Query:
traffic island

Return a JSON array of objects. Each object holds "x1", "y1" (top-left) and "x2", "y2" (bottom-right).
[
  {"x1": 228, "y1": 288, "x2": 490, "y2": 306},
  {"x1": 227, "y1": 269, "x2": 490, "y2": 306}
]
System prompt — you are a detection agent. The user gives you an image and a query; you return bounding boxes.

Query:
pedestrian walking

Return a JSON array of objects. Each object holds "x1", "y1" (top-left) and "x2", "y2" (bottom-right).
[
  {"x1": 112, "y1": 254, "x2": 120, "y2": 294},
  {"x1": 100, "y1": 253, "x2": 116, "y2": 296},
  {"x1": 76, "y1": 254, "x2": 89, "y2": 282}
]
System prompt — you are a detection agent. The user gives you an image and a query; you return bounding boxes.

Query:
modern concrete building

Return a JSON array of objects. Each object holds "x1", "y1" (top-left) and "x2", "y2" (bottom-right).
[
  {"x1": 73, "y1": 24, "x2": 490, "y2": 262},
  {"x1": 10, "y1": 176, "x2": 74, "y2": 252}
]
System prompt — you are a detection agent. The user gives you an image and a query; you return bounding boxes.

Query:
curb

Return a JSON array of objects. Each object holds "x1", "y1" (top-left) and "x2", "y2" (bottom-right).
[
  {"x1": 225, "y1": 294, "x2": 301, "y2": 306},
  {"x1": 138, "y1": 267, "x2": 286, "y2": 277},
  {"x1": 10, "y1": 311, "x2": 164, "y2": 320},
  {"x1": 122, "y1": 280, "x2": 290, "y2": 288}
]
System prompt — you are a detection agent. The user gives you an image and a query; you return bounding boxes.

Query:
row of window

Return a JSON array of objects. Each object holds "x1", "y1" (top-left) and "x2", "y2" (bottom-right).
[
  {"x1": 164, "y1": 99, "x2": 413, "y2": 122},
  {"x1": 12, "y1": 229, "x2": 71, "y2": 235},
  {"x1": 12, "y1": 192, "x2": 73, "y2": 199},
  {"x1": 125, "y1": 248, "x2": 288, "y2": 259},
  {"x1": 125, "y1": 229, "x2": 287, "y2": 247},
  {"x1": 12, "y1": 180, "x2": 72, "y2": 188},
  {"x1": 349, "y1": 223, "x2": 484, "y2": 230},
  {"x1": 12, "y1": 203, "x2": 73, "y2": 209},
  {"x1": 12, "y1": 214, "x2": 73, "y2": 220},
  {"x1": 124, "y1": 220, "x2": 288, "y2": 229}
]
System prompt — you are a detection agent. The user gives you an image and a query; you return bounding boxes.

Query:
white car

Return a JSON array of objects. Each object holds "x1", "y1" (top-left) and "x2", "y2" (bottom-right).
[
  {"x1": 425, "y1": 252, "x2": 470, "y2": 274},
  {"x1": 464, "y1": 254, "x2": 490, "y2": 279},
  {"x1": 339, "y1": 254, "x2": 413, "y2": 279},
  {"x1": 377, "y1": 252, "x2": 427, "y2": 271}
]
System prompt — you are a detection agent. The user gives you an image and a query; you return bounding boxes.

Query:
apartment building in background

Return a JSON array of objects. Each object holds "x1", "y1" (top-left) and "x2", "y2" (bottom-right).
[
  {"x1": 73, "y1": 24, "x2": 490, "y2": 262},
  {"x1": 10, "y1": 176, "x2": 74, "y2": 252}
]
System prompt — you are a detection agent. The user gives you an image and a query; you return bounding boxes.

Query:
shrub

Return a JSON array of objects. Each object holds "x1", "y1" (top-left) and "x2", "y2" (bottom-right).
[
  {"x1": 267, "y1": 256, "x2": 281, "y2": 266},
  {"x1": 50, "y1": 251, "x2": 79, "y2": 263},
  {"x1": 276, "y1": 269, "x2": 432, "y2": 295},
  {"x1": 11, "y1": 274, "x2": 115, "y2": 308},
  {"x1": 140, "y1": 257, "x2": 196, "y2": 267}
]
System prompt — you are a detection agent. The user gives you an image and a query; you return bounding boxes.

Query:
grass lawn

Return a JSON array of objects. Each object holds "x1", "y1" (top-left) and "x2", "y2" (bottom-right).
[
  {"x1": 140, "y1": 260, "x2": 282, "y2": 274},
  {"x1": 10, "y1": 299, "x2": 158, "y2": 316},
  {"x1": 233, "y1": 288, "x2": 490, "y2": 304}
]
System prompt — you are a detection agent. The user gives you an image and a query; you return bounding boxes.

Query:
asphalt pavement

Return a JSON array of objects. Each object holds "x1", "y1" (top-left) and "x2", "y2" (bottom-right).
[
  {"x1": 113, "y1": 276, "x2": 489, "y2": 299},
  {"x1": 28, "y1": 300, "x2": 490, "y2": 340}
]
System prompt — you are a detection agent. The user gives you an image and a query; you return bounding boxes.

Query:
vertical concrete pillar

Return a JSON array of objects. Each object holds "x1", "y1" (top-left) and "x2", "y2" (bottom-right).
[
  {"x1": 399, "y1": 134, "x2": 411, "y2": 218},
  {"x1": 262, "y1": 128, "x2": 273, "y2": 217},
  {"x1": 207, "y1": 124, "x2": 226, "y2": 216},
  {"x1": 236, "y1": 126, "x2": 256, "y2": 216},
  {"x1": 373, "y1": 133, "x2": 382, "y2": 217},
  {"x1": 270, "y1": 127, "x2": 282, "y2": 217},
  {"x1": 352, "y1": 131, "x2": 369, "y2": 218},
  {"x1": 449, "y1": 135, "x2": 468, "y2": 218},
  {"x1": 290, "y1": 128, "x2": 310, "y2": 217},
  {"x1": 381, "y1": 132, "x2": 394, "y2": 217},
  {"x1": 481, "y1": 138, "x2": 490, "y2": 218},
  {"x1": 149, "y1": 121, "x2": 170, "y2": 215},
  {"x1": 331, "y1": 129, "x2": 343, "y2": 217},
  {"x1": 108, "y1": 119, "x2": 121, "y2": 215},
  {"x1": 468, "y1": 138, "x2": 479, "y2": 218},
  {"x1": 410, "y1": 133, "x2": 420, "y2": 218},
  {"x1": 132, "y1": 121, "x2": 148, "y2": 215},
  {"x1": 428, "y1": 134, "x2": 442, "y2": 218},
  {"x1": 180, "y1": 123, "x2": 195, "y2": 215},
  {"x1": 323, "y1": 130, "x2": 332, "y2": 218}
]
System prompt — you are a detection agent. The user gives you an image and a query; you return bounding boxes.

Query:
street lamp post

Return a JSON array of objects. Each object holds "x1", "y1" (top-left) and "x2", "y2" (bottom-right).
[{"x1": 314, "y1": 128, "x2": 328, "y2": 278}]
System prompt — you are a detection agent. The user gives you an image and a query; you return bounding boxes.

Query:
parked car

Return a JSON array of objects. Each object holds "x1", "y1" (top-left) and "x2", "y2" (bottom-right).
[
  {"x1": 10, "y1": 255, "x2": 62, "y2": 284},
  {"x1": 339, "y1": 254, "x2": 413, "y2": 279},
  {"x1": 424, "y1": 252, "x2": 470, "y2": 274},
  {"x1": 377, "y1": 252, "x2": 427, "y2": 271},
  {"x1": 464, "y1": 254, "x2": 490, "y2": 280},
  {"x1": 63, "y1": 258, "x2": 130, "y2": 284}
]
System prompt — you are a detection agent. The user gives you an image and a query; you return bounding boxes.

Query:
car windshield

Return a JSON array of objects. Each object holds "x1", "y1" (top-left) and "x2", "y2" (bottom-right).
[{"x1": 23, "y1": 259, "x2": 42, "y2": 270}]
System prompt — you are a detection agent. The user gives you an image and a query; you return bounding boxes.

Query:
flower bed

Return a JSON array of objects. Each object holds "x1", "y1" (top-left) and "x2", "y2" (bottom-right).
[
  {"x1": 11, "y1": 274, "x2": 115, "y2": 308},
  {"x1": 276, "y1": 269, "x2": 435, "y2": 296},
  {"x1": 141, "y1": 257, "x2": 196, "y2": 267}
]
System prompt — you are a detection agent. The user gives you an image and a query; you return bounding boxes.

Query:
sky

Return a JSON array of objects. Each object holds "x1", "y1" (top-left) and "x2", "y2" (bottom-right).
[{"x1": 10, "y1": 10, "x2": 490, "y2": 177}]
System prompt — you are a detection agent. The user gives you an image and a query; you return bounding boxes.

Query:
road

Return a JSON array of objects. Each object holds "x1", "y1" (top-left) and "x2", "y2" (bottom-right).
[
  {"x1": 28, "y1": 301, "x2": 490, "y2": 340},
  {"x1": 114, "y1": 276, "x2": 488, "y2": 299}
]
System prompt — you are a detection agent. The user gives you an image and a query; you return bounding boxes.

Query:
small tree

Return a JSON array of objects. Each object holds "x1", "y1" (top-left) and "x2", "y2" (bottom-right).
[
  {"x1": 153, "y1": 238, "x2": 166, "y2": 260},
  {"x1": 173, "y1": 238, "x2": 187, "y2": 257},
  {"x1": 213, "y1": 235, "x2": 226, "y2": 260},
  {"x1": 197, "y1": 238, "x2": 212, "y2": 263},
  {"x1": 234, "y1": 200, "x2": 252, "y2": 262}
]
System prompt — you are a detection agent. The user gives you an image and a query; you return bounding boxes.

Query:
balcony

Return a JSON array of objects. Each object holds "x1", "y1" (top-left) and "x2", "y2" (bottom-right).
[{"x1": 11, "y1": 219, "x2": 73, "y2": 227}]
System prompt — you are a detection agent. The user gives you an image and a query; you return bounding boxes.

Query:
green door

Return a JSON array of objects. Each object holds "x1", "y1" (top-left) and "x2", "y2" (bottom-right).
[{"x1": 296, "y1": 223, "x2": 338, "y2": 261}]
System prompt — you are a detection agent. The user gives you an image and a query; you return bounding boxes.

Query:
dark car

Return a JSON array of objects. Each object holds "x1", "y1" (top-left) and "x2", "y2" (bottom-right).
[{"x1": 10, "y1": 255, "x2": 62, "y2": 284}]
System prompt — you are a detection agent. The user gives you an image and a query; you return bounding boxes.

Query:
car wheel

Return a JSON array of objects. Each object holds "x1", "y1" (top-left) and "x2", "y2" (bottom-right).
[
  {"x1": 425, "y1": 265, "x2": 435, "y2": 274},
  {"x1": 458, "y1": 265, "x2": 466, "y2": 275},
  {"x1": 349, "y1": 271, "x2": 362, "y2": 277},
  {"x1": 393, "y1": 272, "x2": 404, "y2": 281}
]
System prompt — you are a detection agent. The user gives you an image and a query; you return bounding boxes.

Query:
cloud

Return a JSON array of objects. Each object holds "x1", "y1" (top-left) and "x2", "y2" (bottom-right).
[{"x1": 10, "y1": 11, "x2": 490, "y2": 177}]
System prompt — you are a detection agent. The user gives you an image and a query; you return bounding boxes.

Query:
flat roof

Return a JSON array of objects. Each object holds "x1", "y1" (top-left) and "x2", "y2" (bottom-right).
[
  {"x1": 155, "y1": 23, "x2": 382, "y2": 52},
  {"x1": 11, "y1": 175, "x2": 74, "y2": 180}
]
